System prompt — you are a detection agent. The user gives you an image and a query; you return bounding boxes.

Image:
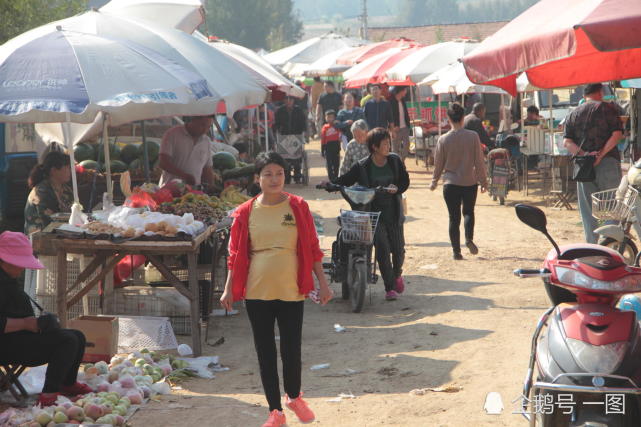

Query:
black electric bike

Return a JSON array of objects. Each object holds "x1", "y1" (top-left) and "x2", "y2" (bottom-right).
[{"x1": 317, "y1": 183, "x2": 384, "y2": 312}]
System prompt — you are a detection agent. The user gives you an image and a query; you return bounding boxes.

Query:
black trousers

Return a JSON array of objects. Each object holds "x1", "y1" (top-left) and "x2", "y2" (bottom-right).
[
  {"x1": 374, "y1": 221, "x2": 405, "y2": 291},
  {"x1": 443, "y1": 184, "x2": 478, "y2": 254},
  {"x1": 324, "y1": 140, "x2": 341, "y2": 182},
  {"x1": 0, "y1": 328, "x2": 85, "y2": 393},
  {"x1": 285, "y1": 158, "x2": 302, "y2": 184},
  {"x1": 246, "y1": 300, "x2": 304, "y2": 411}
]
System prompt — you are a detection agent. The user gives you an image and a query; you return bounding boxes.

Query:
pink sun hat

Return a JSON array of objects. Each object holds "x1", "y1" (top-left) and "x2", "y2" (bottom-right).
[{"x1": 0, "y1": 231, "x2": 44, "y2": 269}]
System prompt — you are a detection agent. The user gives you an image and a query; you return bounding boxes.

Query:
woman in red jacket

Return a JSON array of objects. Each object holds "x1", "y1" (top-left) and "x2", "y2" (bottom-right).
[{"x1": 220, "y1": 151, "x2": 333, "y2": 427}]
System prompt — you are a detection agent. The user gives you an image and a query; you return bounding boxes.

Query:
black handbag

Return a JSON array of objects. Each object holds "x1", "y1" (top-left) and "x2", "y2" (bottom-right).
[
  {"x1": 571, "y1": 123, "x2": 596, "y2": 182},
  {"x1": 27, "y1": 294, "x2": 61, "y2": 333}
]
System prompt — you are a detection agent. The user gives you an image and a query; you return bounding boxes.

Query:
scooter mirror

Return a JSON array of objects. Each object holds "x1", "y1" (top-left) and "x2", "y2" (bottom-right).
[{"x1": 515, "y1": 204, "x2": 548, "y2": 234}]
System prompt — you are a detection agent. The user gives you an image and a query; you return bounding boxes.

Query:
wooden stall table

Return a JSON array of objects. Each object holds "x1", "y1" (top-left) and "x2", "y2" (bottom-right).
[{"x1": 43, "y1": 226, "x2": 215, "y2": 357}]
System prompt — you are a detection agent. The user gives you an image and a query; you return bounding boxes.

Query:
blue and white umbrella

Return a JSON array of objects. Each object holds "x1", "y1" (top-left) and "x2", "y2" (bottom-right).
[{"x1": 0, "y1": 27, "x2": 218, "y2": 204}]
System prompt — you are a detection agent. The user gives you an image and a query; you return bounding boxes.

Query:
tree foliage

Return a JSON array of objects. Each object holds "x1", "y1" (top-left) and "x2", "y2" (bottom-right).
[
  {"x1": 400, "y1": 0, "x2": 537, "y2": 26},
  {"x1": 0, "y1": 0, "x2": 88, "y2": 45},
  {"x1": 205, "y1": 0, "x2": 303, "y2": 50}
]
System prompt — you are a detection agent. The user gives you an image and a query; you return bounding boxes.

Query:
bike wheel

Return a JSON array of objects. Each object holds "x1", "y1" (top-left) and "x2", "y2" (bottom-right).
[
  {"x1": 601, "y1": 237, "x2": 638, "y2": 265},
  {"x1": 341, "y1": 281, "x2": 350, "y2": 300},
  {"x1": 302, "y1": 151, "x2": 309, "y2": 186},
  {"x1": 499, "y1": 196, "x2": 505, "y2": 205},
  {"x1": 350, "y1": 260, "x2": 367, "y2": 313}
]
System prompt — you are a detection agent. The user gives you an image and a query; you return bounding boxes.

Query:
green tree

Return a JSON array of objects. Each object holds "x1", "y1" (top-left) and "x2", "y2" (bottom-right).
[
  {"x1": 0, "y1": 1, "x2": 88, "y2": 44},
  {"x1": 205, "y1": 0, "x2": 302, "y2": 50}
]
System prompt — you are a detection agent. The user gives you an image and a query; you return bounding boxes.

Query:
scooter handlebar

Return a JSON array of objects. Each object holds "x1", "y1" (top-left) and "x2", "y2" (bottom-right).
[{"x1": 513, "y1": 268, "x2": 552, "y2": 278}]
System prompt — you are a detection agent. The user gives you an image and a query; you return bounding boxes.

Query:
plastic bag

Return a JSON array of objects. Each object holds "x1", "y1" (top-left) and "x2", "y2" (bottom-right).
[{"x1": 124, "y1": 190, "x2": 158, "y2": 210}]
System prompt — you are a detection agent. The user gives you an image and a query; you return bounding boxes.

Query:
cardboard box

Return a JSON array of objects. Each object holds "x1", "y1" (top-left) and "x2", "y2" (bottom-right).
[{"x1": 68, "y1": 315, "x2": 119, "y2": 363}]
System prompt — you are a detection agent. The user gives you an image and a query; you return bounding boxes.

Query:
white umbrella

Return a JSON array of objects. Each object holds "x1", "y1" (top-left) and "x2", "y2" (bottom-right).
[
  {"x1": 199, "y1": 33, "x2": 305, "y2": 98},
  {"x1": 100, "y1": 0, "x2": 205, "y2": 34},
  {"x1": 265, "y1": 33, "x2": 365, "y2": 67},
  {"x1": 420, "y1": 62, "x2": 508, "y2": 95},
  {"x1": 385, "y1": 42, "x2": 479, "y2": 84},
  {"x1": 342, "y1": 48, "x2": 402, "y2": 82},
  {"x1": 0, "y1": 27, "x2": 218, "y2": 205},
  {"x1": 301, "y1": 47, "x2": 355, "y2": 77}
]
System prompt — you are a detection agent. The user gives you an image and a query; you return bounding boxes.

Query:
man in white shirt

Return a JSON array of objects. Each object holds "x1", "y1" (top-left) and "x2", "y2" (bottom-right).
[{"x1": 159, "y1": 116, "x2": 218, "y2": 187}]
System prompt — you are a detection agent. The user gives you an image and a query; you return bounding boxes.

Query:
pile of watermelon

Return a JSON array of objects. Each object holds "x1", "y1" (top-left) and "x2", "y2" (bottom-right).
[
  {"x1": 212, "y1": 152, "x2": 255, "y2": 180},
  {"x1": 74, "y1": 141, "x2": 160, "y2": 175}
]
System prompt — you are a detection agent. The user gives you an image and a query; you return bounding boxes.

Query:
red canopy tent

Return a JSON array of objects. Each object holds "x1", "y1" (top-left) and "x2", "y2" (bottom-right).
[
  {"x1": 461, "y1": 0, "x2": 641, "y2": 95},
  {"x1": 343, "y1": 46, "x2": 422, "y2": 88},
  {"x1": 336, "y1": 37, "x2": 419, "y2": 66}
]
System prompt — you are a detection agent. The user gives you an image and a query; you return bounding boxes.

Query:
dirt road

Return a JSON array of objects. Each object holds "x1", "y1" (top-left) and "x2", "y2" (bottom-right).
[{"x1": 131, "y1": 141, "x2": 586, "y2": 426}]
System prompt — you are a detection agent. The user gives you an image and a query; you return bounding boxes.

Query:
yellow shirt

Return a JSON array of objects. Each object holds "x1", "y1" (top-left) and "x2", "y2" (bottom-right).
[{"x1": 245, "y1": 198, "x2": 302, "y2": 301}]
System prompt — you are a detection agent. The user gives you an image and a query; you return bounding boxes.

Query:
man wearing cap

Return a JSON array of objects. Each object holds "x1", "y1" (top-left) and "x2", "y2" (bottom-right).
[
  {"x1": 564, "y1": 83, "x2": 624, "y2": 243},
  {"x1": 159, "y1": 115, "x2": 219, "y2": 188},
  {"x1": 274, "y1": 96, "x2": 307, "y2": 184},
  {"x1": 0, "y1": 231, "x2": 92, "y2": 406}
]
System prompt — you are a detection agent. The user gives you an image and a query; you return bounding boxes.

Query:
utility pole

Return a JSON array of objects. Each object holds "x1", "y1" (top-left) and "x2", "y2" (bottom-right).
[{"x1": 361, "y1": 0, "x2": 368, "y2": 40}]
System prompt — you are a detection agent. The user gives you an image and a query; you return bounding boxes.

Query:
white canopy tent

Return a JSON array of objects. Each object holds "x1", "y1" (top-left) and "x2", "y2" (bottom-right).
[
  {"x1": 265, "y1": 33, "x2": 365, "y2": 69},
  {"x1": 420, "y1": 62, "x2": 508, "y2": 95},
  {"x1": 100, "y1": 0, "x2": 205, "y2": 34}
]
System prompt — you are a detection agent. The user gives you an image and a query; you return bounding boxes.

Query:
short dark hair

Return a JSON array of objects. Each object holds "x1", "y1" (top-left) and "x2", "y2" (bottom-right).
[
  {"x1": 324, "y1": 80, "x2": 335, "y2": 88},
  {"x1": 526, "y1": 105, "x2": 539, "y2": 115},
  {"x1": 325, "y1": 109, "x2": 336, "y2": 117},
  {"x1": 447, "y1": 102, "x2": 465, "y2": 123},
  {"x1": 366, "y1": 127, "x2": 390, "y2": 153},
  {"x1": 390, "y1": 86, "x2": 408, "y2": 96},
  {"x1": 370, "y1": 84, "x2": 381, "y2": 89},
  {"x1": 313, "y1": 76, "x2": 321, "y2": 82},
  {"x1": 472, "y1": 102, "x2": 485, "y2": 114},
  {"x1": 232, "y1": 142, "x2": 248, "y2": 154},
  {"x1": 584, "y1": 83, "x2": 603, "y2": 96},
  {"x1": 254, "y1": 151, "x2": 287, "y2": 175}
]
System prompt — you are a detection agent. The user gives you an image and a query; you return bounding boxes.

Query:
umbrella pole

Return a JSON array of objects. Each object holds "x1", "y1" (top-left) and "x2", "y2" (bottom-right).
[
  {"x1": 410, "y1": 86, "x2": 417, "y2": 152},
  {"x1": 63, "y1": 113, "x2": 80, "y2": 204},
  {"x1": 140, "y1": 120, "x2": 151, "y2": 183},
  {"x1": 102, "y1": 115, "x2": 113, "y2": 206},
  {"x1": 438, "y1": 93, "x2": 442, "y2": 138},
  {"x1": 265, "y1": 104, "x2": 269, "y2": 152},
  {"x1": 213, "y1": 115, "x2": 229, "y2": 144}
]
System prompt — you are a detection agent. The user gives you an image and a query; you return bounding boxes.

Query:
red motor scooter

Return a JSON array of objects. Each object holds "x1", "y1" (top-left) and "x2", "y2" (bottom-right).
[{"x1": 514, "y1": 204, "x2": 641, "y2": 426}]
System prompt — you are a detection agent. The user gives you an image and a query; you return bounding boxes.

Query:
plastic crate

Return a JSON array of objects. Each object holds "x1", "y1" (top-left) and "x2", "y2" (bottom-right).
[{"x1": 37, "y1": 255, "x2": 101, "y2": 297}]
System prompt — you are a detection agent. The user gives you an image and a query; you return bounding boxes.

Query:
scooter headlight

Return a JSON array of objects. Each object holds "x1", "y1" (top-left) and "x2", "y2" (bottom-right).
[
  {"x1": 566, "y1": 339, "x2": 628, "y2": 374},
  {"x1": 555, "y1": 267, "x2": 641, "y2": 292}
]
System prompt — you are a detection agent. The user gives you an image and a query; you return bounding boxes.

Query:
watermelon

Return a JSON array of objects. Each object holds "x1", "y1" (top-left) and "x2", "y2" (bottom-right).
[
  {"x1": 109, "y1": 160, "x2": 128, "y2": 173},
  {"x1": 222, "y1": 164, "x2": 255, "y2": 179},
  {"x1": 138, "y1": 140, "x2": 160, "y2": 162},
  {"x1": 212, "y1": 152, "x2": 236, "y2": 171},
  {"x1": 97, "y1": 142, "x2": 121, "y2": 163},
  {"x1": 79, "y1": 160, "x2": 101, "y2": 171},
  {"x1": 74, "y1": 143, "x2": 96, "y2": 163},
  {"x1": 120, "y1": 144, "x2": 139, "y2": 164}
]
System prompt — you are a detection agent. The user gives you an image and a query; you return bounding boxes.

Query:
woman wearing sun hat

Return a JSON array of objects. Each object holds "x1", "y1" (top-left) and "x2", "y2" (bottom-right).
[{"x1": 0, "y1": 231, "x2": 92, "y2": 406}]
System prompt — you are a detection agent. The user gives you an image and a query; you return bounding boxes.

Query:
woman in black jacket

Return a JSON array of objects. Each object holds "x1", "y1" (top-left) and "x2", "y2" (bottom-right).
[
  {"x1": 389, "y1": 86, "x2": 412, "y2": 163},
  {"x1": 333, "y1": 128, "x2": 410, "y2": 300},
  {"x1": 0, "y1": 231, "x2": 91, "y2": 406}
]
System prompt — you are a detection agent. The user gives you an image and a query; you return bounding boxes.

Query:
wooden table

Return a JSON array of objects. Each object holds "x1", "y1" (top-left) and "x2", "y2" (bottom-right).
[{"x1": 39, "y1": 227, "x2": 215, "y2": 356}]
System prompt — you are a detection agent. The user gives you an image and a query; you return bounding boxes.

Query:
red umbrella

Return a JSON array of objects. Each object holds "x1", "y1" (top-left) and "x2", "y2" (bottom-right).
[
  {"x1": 461, "y1": 0, "x2": 641, "y2": 95},
  {"x1": 337, "y1": 37, "x2": 419, "y2": 66},
  {"x1": 343, "y1": 46, "x2": 422, "y2": 88}
]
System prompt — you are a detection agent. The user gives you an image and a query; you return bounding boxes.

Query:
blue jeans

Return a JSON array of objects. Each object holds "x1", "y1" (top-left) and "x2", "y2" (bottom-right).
[{"x1": 576, "y1": 156, "x2": 621, "y2": 243}]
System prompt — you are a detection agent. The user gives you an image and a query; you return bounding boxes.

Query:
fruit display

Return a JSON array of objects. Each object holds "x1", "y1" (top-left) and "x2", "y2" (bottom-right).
[
  {"x1": 72, "y1": 139, "x2": 161, "y2": 177},
  {"x1": 212, "y1": 151, "x2": 237, "y2": 171},
  {"x1": 158, "y1": 193, "x2": 232, "y2": 225},
  {"x1": 220, "y1": 185, "x2": 251, "y2": 205},
  {"x1": 10, "y1": 350, "x2": 205, "y2": 427}
]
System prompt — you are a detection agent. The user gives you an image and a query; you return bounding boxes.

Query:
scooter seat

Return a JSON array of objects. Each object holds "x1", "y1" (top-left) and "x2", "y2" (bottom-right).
[{"x1": 575, "y1": 255, "x2": 625, "y2": 271}]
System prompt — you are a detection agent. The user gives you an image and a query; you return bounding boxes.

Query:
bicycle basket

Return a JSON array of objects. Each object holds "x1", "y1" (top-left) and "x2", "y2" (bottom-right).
[
  {"x1": 340, "y1": 210, "x2": 380, "y2": 244},
  {"x1": 591, "y1": 186, "x2": 639, "y2": 221}
]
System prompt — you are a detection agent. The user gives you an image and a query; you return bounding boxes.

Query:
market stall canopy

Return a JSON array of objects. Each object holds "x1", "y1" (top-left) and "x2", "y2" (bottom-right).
[
  {"x1": 24, "y1": 10, "x2": 268, "y2": 115},
  {"x1": 343, "y1": 46, "x2": 422, "y2": 88},
  {"x1": 336, "y1": 37, "x2": 418, "y2": 66},
  {"x1": 461, "y1": 0, "x2": 641, "y2": 95},
  {"x1": 100, "y1": 0, "x2": 205, "y2": 34},
  {"x1": 385, "y1": 41, "x2": 478, "y2": 84},
  {"x1": 296, "y1": 47, "x2": 355, "y2": 77},
  {"x1": 0, "y1": 28, "x2": 215, "y2": 124},
  {"x1": 421, "y1": 62, "x2": 508, "y2": 95},
  {"x1": 265, "y1": 32, "x2": 365, "y2": 68},
  {"x1": 197, "y1": 33, "x2": 305, "y2": 98}
]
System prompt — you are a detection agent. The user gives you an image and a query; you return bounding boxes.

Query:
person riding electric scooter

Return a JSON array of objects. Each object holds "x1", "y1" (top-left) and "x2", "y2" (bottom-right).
[{"x1": 514, "y1": 203, "x2": 641, "y2": 426}]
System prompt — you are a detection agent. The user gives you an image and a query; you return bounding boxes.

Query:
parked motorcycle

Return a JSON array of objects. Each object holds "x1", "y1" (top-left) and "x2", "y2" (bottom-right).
[
  {"x1": 317, "y1": 183, "x2": 383, "y2": 313},
  {"x1": 514, "y1": 203, "x2": 641, "y2": 426}
]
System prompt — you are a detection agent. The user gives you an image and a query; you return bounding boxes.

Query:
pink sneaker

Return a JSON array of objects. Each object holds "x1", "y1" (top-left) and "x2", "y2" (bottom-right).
[
  {"x1": 262, "y1": 409, "x2": 286, "y2": 427},
  {"x1": 286, "y1": 393, "x2": 315, "y2": 423},
  {"x1": 395, "y1": 277, "x2": 405, "y2": 294},
  {"x1": 385, "y1": 290, "x2": 398, "y2": 301}
]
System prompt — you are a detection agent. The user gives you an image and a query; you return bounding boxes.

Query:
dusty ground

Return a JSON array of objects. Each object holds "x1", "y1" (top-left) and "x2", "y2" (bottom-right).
[{"x1": 131, "y1": 140, "x2": 586, "y2": 427}]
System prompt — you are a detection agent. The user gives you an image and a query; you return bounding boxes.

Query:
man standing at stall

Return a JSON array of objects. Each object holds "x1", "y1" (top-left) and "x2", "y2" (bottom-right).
[
  {"x1": 274, "y1": 96, "x2": 307, "y2": 184},
  {"x1": 464, "y1": 103, "x2": 493, "y2": 150},
  {"x1": 159, "y1": 115, "x2": 218, "y2": 187},
  {"x1": 564, "y1": 83, "x2": 623, "y2": 243},
  {"x1": 316, "y1": 81, "x2": 342, "y2": 127},
  {"x1": 364, "y1": 84, "x2": 393, "y2": 130}
]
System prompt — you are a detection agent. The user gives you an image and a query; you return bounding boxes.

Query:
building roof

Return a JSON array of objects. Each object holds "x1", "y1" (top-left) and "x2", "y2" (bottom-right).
[{"x1": 368, "y1": 21, "x2": 509, "y2": 45}]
